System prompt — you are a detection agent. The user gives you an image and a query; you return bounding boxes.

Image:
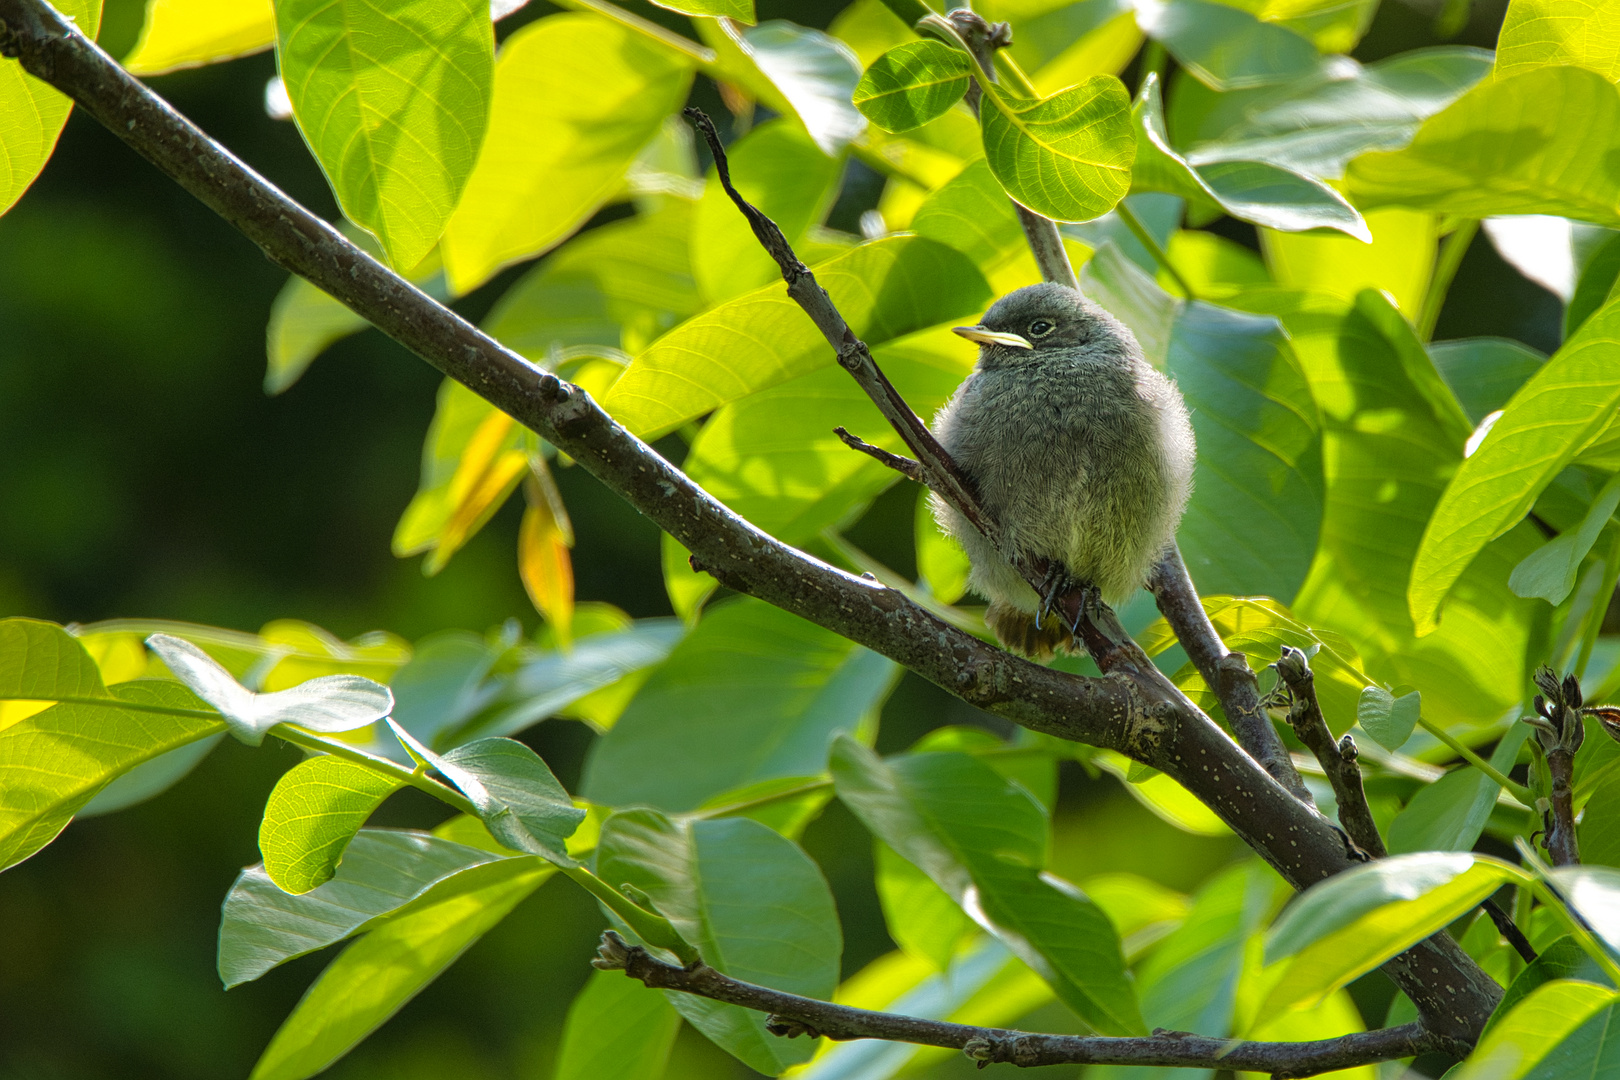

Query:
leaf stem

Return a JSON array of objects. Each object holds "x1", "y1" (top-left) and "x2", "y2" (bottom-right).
[
  {"x1": 1116, "y1": 202, "x2": 1197, "y2": 301},
  {"x1": 1415, "y1": 714, "x2": 1534, "y2": 805},
  {"x1": 1416, "y1": 219, "x2": 1477, "y2": 342},
  {"x1": 270, "y1": 725, "x2": 481, "y2": 817}
]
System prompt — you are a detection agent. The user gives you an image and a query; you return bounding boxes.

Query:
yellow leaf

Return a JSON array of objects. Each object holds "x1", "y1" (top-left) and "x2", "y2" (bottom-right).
[
  {"x1": 124, "y1": 0, "x2": 275, "y2": 75},
  {"x1": 520, "y1": 469, "x2": 574, "y2": 644},
  {"x1": 424, "y1": 410, "x2": 527, "y2": 575}
]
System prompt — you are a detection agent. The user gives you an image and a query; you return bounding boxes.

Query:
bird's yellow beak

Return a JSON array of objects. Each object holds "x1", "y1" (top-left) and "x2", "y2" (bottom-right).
[{"x1": 953, "y1": 325, "x2": 1033, "y2": 349}]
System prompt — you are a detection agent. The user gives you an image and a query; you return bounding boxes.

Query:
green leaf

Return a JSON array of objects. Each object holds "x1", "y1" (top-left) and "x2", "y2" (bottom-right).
[
  {"x1": 440, "y1": 13, "x2": 694, "y2": 293},
  {"x1": 554, "y1": 969, "x2": 683, "y2": 1080},
  {"x1": 0, "y1": 0, "x2": 100, "y2": 217},
  {"x1": 1233, "y1": 0, "x2": 1381, "y2": 53},
  {"x1": 1581, "y1": 765, "x2": 1620, "y2": 868},
  {"x1": 651, "y1": 0, "x2": 753, "y2": 20},
  {"x1": 1078, "y1": 241, "x2": 1180, "y2": 366},
  {"x1": 259, "y1": 756, "x2": 405, "y2": 894},
  {"x1": 1131, "y1": 862, "x2": 1282, "y2": 1038},
  {"x1": 1511, "y1": 471, "x2": 1620, "y2": 604},
  {"x1": 1429, "y1": 337, "x2": 1547, "y2": 426},
  {"x1": 1348, "y1": 66, "x2": 1620, "y2": 227},
  {"x1": 684, "y1": 331, "x2": 968, "y2": 546},
  {"x1": 1356, "y1": 686, "x2": 1421, "y2": 752},
  {"x1": 1131, "y1": 75, "x2": 1369, "y2": 241},
  {"x1": 1568, "y1": 233, "x2": 1620, "y2": 338},
  {"x1": 979, "y1": 75, "x2": 1135, "y2": 223},
  {"x1": 147, "y1": 634, "x2": 392, "y2": 747},
  {"x1": 854, "y1": 40, "x2": 973, "y2": 134},
  {"x1": 1261, "y1": 208, "x2": 1437, "y2": 316},
  {"x1": 124, "y1": 0, "x2": 273, "y2": 74},
  {"x1": 1410, "y1": 296, "x2": 1620, "y2": 634},
  {"x1": 1386, "y1": 764, "x2": 1500, "y2": 855},
  {"x1": 79, "y1": 733, "x2": 224, "y2": 817},
  {"x1": 1455, "y1": 980, "x2": 1620, "y2": 1080},
  {"x1": 218, "y1": 828, "x2": 502, "y2": 987},
  {"x1": 874, "y1": 840, "x2": 977, "y2": 971},
  {"x1": 419, "y1": 736, "x2": 585, "y2": 863},
  {"x1": 830, "y1": 738, "x2": 1145, "y2": 1035},
  {"x1": 1495, "y1": 0, "x2": 1620, "y2": 81},
  {"x1": 1181, "y1": 47, "x2": 1492, "y2": 179},
  {"x1": 603, "y1": 236, "x2": 990, "y2": 438},
  {"x1": 1165, "y1": 302, "x2": 1325, "y2": 601},
  {"x1": 249, "y1": 857, "x2": 552, "y2": 1080},
  {"x1": 462, "y1": 618, "x2": 685, "y2": 741},
  {"x1": 1490, "y1": 936, "x2": 1614, "y2": 1033},
  {"x1": 265, "y1": 230, "x2": 448, "y2": 394},
  {"x1": 275, "y1": 0, "x2": 493, "y2": 269},
  {"x1": 736, "y1": 21, "x2": 866, "y2": 155},
  {"x1": 1136, "y1": 0, "x2": 1322, "y2": 91},
  {"x1": 1232, "y1": 288, "x2": 1539, "y2": 729},
  {"x1": 916, "y1": 487, "x2": 971, "y2": 604},
  {"x1": 583, "y1": 598, "x2": 895, "y2": 811},
  {"x1": 595, "y1": 810, "x2": 841, "y2": 1074},
  {"x1": 910, "y1": 158, "x2": 1025, "y2": 271},
  {"x1": 690, "y1": 120, "x2": 843, "y2": 305},
  {"x1": 1260, "y1": 852, "x2": 1528, "y2": 1014},
  {"x1": 0, "y1": 619, "x2": 225, "y2": 870},
  {"x1": 1548, "y1": 865, "x2": 1620, "y2": 957}
]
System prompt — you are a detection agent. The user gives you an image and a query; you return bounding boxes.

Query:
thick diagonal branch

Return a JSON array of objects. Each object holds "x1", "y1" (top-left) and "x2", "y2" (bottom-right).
[
  {"x1": 0, "y1": 0, "x2": 1501, "y2": 1043},
  {"x1": 596, "y1": 932, "x2": 1450, "y2": 1074}
]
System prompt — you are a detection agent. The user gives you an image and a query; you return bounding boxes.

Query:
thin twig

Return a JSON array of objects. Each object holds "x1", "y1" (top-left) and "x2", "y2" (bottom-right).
[
  {"x1": 595, "y1": 932, "x2": 1451, "y2": 1073},
  {"x1": 1417, "y1": 713, "x2": 1533, "y2": 805},
  {"x1": 833, "y1": 427, "x2": 925, "y2": 484},
  {"x1": 0, "y1": 0, "x2": 1503, "y2": 1042},
  {"x1": 1416, "y1": 219, "x2": 1476, "y2": 342},
  {"x1": 1275, "y1": 647, "x2": 1385, "y2": 858},
  {"x1": 1149, "y1": 549, "x2": 1312, "y2": 804}
]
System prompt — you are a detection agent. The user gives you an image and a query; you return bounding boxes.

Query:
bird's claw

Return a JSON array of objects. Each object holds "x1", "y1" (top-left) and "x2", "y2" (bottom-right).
[{"x1": 1035, "y1": 564, "x2": 1098, "y2": 639}]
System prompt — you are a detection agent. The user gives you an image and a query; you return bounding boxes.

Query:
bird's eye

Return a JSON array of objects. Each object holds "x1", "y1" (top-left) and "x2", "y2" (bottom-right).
[{"x1": 1028, "y1": 319, "x2": 1055, "y2": 337}]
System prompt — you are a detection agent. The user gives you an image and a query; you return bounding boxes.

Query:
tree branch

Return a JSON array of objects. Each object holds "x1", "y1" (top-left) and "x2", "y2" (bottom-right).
[
  {"x1": 1275, "y1": 647, "x2": 1384, "y2": 858},
  {"x1": 833, "y1": 426, "x2": 925, "y2": 484},
  {"x1": 0, "y1": 0, "x2": 1501, "y2": 1042},
  {"x1": 595, "y1": 932, "x2": 1452, "y2": 1075},
  {"x1": 1149, "y1": 550, "x2": 1312, "y2": 804}
]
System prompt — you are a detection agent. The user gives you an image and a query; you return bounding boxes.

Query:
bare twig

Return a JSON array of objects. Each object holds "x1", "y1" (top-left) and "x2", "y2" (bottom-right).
[
  {"x1": 0, "y1": 0, "x2": 1503, "y2": 1043},
  {"x1": 1275, "y1": 647, "x2": 1384, "y2": 858},
  {"x1": 833, "y1": 427, "x2": 925, "y2": 484},
  {"x1": 595, "y1": 932, "x2": 1452, "y2": 1074},
  {"x1": 1149, "y1": 550, "x2": 1311, "y2": 804}
]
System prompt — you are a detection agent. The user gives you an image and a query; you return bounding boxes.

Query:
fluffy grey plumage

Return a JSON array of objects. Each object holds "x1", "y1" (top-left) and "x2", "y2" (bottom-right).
[{"x1": 930, "y1": 282, "x2": 1196, "y2": 657}]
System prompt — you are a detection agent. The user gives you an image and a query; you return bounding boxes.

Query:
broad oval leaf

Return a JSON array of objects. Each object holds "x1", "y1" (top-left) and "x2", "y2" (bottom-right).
[
  {"x1": 1456, "y1": 980, "x2": 1620, "y2": 1080},
  {"x1": 582, "y1": 597, "x2": 896, "y2": 811},
  {"x1": 147, "y1": 634, "x2": 392, "y2": 747},
  {"x1": 1356, "y1": 686, "x2": 1420, "y2": 752},
  {"x1": 854, "y1": 40, "x2": 974, "y2": 134},
  {"x1": 603, "y1": 236, "x2": 990, "y2": 438},
  {"x1": 218, "y1": 828, "x2": 502, "y2": 987},
  {"x1": 830, "y1": 737, "x2": 1145, "y2": 1035},
  {"x1": 910, "y1": 158, "x2": 1026, "y2": 271},
  {"x1": 651, "y1": 0, "x2": 753, "y2": 19},
  {"x1": 125, "y1": 0, "x2": 274, "y2": 74},
  {"x1": 248, "y1": 857, "x2": 552, "y2": 1080},
  {"x1": 1495, "y1": 0, "x2": 1620, "y2": 82},
  {"x1": 1182, "y1": 47, "x2": 1492, "y2": 179},
  {"x1": 259, "y1": 756, "x2": 404, "y2": 894},
  {"x1": 595, "y1": 810, "x2": 841, "y2": 1074},
  {"x1": 275, "y1": 0, "x2": 494, "y2": 269},
  {"x1": 1135, "y1": 0, "x2": 1322, "y2": 91},
  {"x1": 1348, "y1": 66, "x2": 1620, "y2": 228},
  {"x1": 1510, "y1": 472, "x2": 1620, "y2": 604},
  {"x1": 1409, "y1": 296, "x2": 1620, "y2": 634},
  {"x1": 440, "y1": 13, "x2": 693, "y2": 293},
  {"x1": 428, "y1": 736, "x2": 585, "y2": 862},
  {"x1": 1260, "y1": 852, "x2": 1528, "y2": 1015},
  {"x1": 737, "y1": 21, "x2": 866, "y2": 156},
  {"x1": 980, "y1": 75, "x2": 1135, "y2": 223},
  {"x1": 1429, "y1": 337, "x2": 1547, "y2": 425},
  {"x1": 0, "y1": 0, "x2": 101, "y2": 217},
  {"x1": 554, "y1": 969, "x2": 682, "y2": 1080}
]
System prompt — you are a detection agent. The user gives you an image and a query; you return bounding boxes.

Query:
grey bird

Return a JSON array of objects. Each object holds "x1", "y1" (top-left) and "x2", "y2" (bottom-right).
[{"x1": 930, "y1": 282, "x2": 1196, "y2": 657}]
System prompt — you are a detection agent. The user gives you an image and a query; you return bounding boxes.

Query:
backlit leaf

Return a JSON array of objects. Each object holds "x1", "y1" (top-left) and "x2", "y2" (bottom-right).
[
  {"x1": 853, "y1": 40, "x2": 974, "y2": 134},
  {"x1": 979, "y1": 75, "x2": 1135, "y2": 223},
  {"x1": 1455, "y1": 980, "x2": 1620, "y2": 1080},
  {"x1": 275, "y1": 0, "x2": 493, "y2": 269},
  {"x1": 1135, "y1": 0, "x2": 1322, "y2": 91},
  {"x1": 1495, "y1": 0, "x2": 1620, "y2": 82},
  {"x1": 1410, "y1": 296, "x2": 1620, "y2": 634},
  {"x1": 125, "y1": 0, "x2": 273, "y2": 74},
  {"x1": 259, "y1": 756, "x2": 404, "y2": 894},
  {"x1": 0, "y1": 0, "x2": 101, "y2": 217},
  {"x1": 440, "y1": 13, "x2": 693, "y2": 293},
  {"x1": 554, "y1": 970, "x2": 682, "y2": 1080}
]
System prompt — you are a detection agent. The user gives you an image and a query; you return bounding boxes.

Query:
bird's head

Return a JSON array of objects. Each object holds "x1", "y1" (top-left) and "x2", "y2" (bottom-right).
[{"x1": 952, "y1": 282, "x2": 1115, "y2": 363}]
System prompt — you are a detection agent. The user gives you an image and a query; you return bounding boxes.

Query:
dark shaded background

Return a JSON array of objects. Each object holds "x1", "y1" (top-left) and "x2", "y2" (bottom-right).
[{"x1": 0, "y1": 0, "x2": 1554, "y2": 1075}]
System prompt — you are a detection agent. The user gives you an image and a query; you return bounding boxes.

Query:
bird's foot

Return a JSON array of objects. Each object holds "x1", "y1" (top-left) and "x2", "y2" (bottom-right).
[{"x1": 1035, "y1": 564, "x2": 1099, "y2": 639}]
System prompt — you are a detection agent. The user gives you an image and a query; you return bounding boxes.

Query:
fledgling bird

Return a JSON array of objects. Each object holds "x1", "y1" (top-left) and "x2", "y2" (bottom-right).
[{"x1": 930, "y1": 282, "x2": 1196, "y2": 657}]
